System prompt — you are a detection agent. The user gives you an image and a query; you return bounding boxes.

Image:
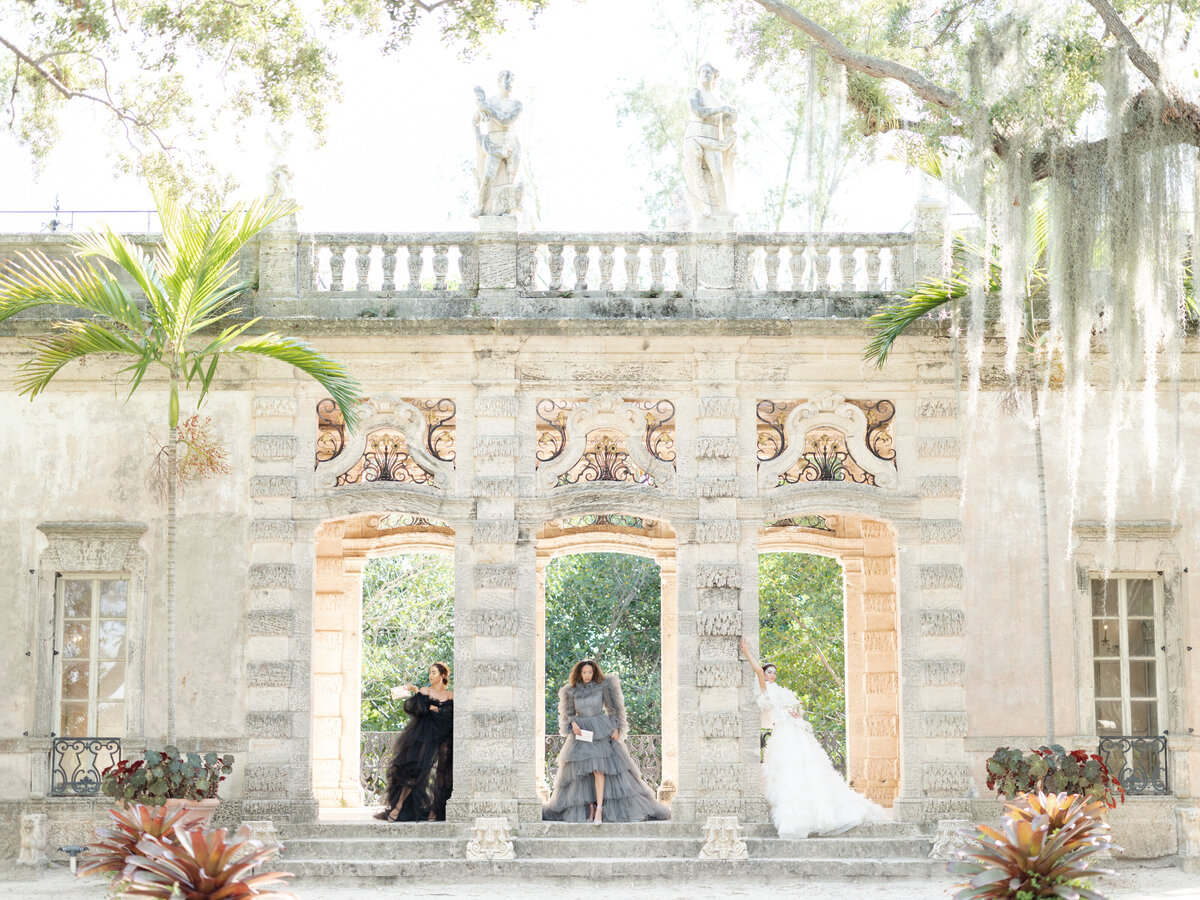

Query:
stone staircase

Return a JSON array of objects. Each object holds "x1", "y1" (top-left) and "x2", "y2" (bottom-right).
[{"x1": 278, "y1": 818, "x2": 942, "y2": 882}]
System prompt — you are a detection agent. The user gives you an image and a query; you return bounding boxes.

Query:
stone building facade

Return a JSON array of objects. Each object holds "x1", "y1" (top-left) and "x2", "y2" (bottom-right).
[{"x1": 0, "y1": 206, "x2": 1196, "y2": 860}]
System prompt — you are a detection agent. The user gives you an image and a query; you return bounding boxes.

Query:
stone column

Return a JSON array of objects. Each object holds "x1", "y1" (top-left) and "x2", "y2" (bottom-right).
[
  {"x1": 534, "y1": 551, "x2": 550, "y2": 785},
  {"x1": 254, "y1": 216, "x2": 300, "y2": 297},
  {"x1": 858, "y1": 520, "x2": 902, "y2": 806},
  {"x1": 242, "y1": 395, "x2": 317, "y2": 822},
  {"x1": 911, "y1": 190, "x2": 947, "y2": 286},
  {"x1": 658, "y1": 552, "x2": 679, "y2": 790}
]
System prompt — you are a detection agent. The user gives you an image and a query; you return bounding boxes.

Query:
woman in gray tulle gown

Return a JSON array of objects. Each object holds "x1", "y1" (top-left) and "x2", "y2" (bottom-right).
[{"x1": 542, "y1": 659, "x2": 671, "y2": 824}]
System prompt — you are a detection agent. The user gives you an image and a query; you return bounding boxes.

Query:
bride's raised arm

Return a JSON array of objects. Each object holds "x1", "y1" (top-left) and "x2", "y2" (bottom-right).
[{"x1": 738, "y1": 637, "x2": 767, "y2": 693}]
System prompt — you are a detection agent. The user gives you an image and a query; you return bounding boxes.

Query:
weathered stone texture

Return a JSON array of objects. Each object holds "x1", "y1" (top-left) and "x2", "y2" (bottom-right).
[
  {"x1": 695, "y1": 520, "x2": 741, "y2": 544},
  {"x1": 696, "y1": 662, "x2": 741, "y2": 687},
  {"x1": 471, "y1": 610, "x2": 522, "y2": 636},
  {"x1": 919, "y1": 519, "x2": 963, "y2": 543},
  {"x1": 250, "y1": 476, "x2": 297, "y2": 498},
  {"x1": 249, "y1": 519, "x2": 295, "y2": 542},
  {"x1": 249, "y1": 564, "x2": 298, "y2": 589},
  {"x1": 476, "y1": 397, "x2": 520, "y2": 418},
  {"x1": 920, "y1": 565, "x2": 964, "y2": 590},
  {"x1": 922, "y1": 659, "x2": 966, "y2": 686},
  {"x1": 697, "y1": 398, "x2": 738, "y2": 418},
  {"x1": 246, "y1": 712, "x2": 292, "y2": 739},
  {"x1": 697, "y1": 565, "x2": 742, "y2": 589},
  {"x1": 923, "y1": 712, "x2": 968, "y2": 738},
  {"x1": 251, "y1": 436, "x2": 299, "y2": 460},
  {"x1": 696, "y1": 437, "x2": 738, "y2": 459},
  {"x1": 247, "y1": 610, "x2": 294, "y2": 636},
  {"x1": 253, "y1": 397, "x2": 298, "y2": 417},
  {"x1": 920, "y1": 610, "x2": 965, "y2": 637},
  {"x1": 474, "y1": 564, "x2": 519, "y2": 588},
  {"x1": 696, "y1": 478, "x2": 739, "y2": 498},
  {"x1": 474, "y1": 519, "x2": 519, "y2": 543},
  {"x1": 247, "y1": 662, "x2": 293, "y2": 687},
  {"x1": 696, "y1": 610, "x2": 742, "y2": 636},
  {"x1": 917, "y1": 398, "x2": 957, "y2": 418},
  {"x1": 919, "y1": 477, "x2": 963, "y2": 499},
  {"x1": 474, "y1": 435, "x2": 521, "y2": 457}
]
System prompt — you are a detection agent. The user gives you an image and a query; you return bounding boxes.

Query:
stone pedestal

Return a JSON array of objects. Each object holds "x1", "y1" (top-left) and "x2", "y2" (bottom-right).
[{"x1": 476, "y1": 217, "x2": 519, "y2": 295}]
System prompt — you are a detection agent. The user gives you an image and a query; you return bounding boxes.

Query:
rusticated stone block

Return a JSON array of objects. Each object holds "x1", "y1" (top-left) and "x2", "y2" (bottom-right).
[
  {"x1": 696, "y1": 478, "x2": 739, "y2": 498},
  {"x1": 476, "y1": 397, "x2": 519, "y2": 418},
  {"x1": 917, "y1": 398, "x2": 957, "y2": 418},
  {"x1": 247, "y1": 610, "x2": 294, "y2": 636},
  {"x1": 861, "y1": 521, "x2": 892, "y2": 538},
  {"x1": 697, "y1": 610, "x2": 742, "y2": 636},
  {"x1": 472, "y1": 610, "x2": 522, "y2": 636},
  {"x1": 863, "y1": 593, "x2": 896, "y2": 614},
  {"x1": 696, "y1": 437, "x2": 738, "y2": 459},
  {"x1": 919, "y1": 477, "x2": 962, "y2": 499},
  {"x1": 250, "y1": 519, "x2": 295, "y2": 542},
  {"x1": 246, "y1": 712, "x2": 291, "y2": 739},
  {"x1": 470, "y1": 765, "x2": 516, "y2": 793},
  {"x1": 699, "y1": 713, "x2": 742, "y2": 738},
  {"x1": 920, "y1": 565, "x2": 963, "y2": 590},
  {"x1": 698, "y1": 398, "x2": 738, "y2": 418},
  {"x1": 475, "y1": 565, "x2": 518, "y2": 589},
  {"x1": 921, "y1": 609, "x2": 965, "y2": 637},
  {"x1": 249, "y1": 564, "x2": 297, "y2": 589},
  {"x1": 247, "y1": 662, "x2": 293, "y2": 687},
  {"x1": 474, "y1": 476, "x2": 518, "y2": 497},
  {"x1": 867, "y1": 758, "x2": 899, "y2": 782},
  {"x1": 695, "y1": 520, "x2": 741, "y2": 544},
  {"x1": 923, "y1": 763, "x2": 970, "y2": 797},
  {"x1": 919, "y1": 519, "x2": 962, "y2": 543},
  {"x1": 696, "y1": 662, "x2": 741, "y2": 687},
  {"x1": 698, "y1": 764, "x2": 740, "y2": 784},
  {"x1": 251, "y1": 435, "x2": 298, "y2": 460},
  {"x1": 922, "y1": 659, "x2": 966, "y2": 686},
  {"x1": 923, "y1": 712, "x2": 968, "y2": 738},
  {"x1": 472, "y1": 713, "x2": 516, "y2": 738},
  {"x1": 918, "y1": 436, "x2": 960, "y2": 458},
  {"x1": 698, "y1": 588, "x2": 741, "y2": 610},
  {"x1": 696, "y1": 799, "x2": 745, "y2": 816},
  {"x1": 864, "y1": 557, "x2": 895, "y2": 577},
  {"x1": 474, "y1": 435, "x2": 521, "y2": 457},
  {"x1": 253, "y1": 397, "x2": 298, "y2": 418},
  {"x1": 866, "y1": 715, "x2": 899, "y2": 737},
  {"x1": 474, "y1": 519, "x2": 518, "y2": 544},
  {"x1": 922, "y1": 798, "x2": 972, "y2": 819},
  {"x1": 697, "y1": 565, "x2": 742, "y2": 589},
  {"x1": 471, "y1": 740, "x2": 514, "y2": 766},
  {"x1": 251, "y1": 476, "x2": 297, "y2": 498},
  {"x1": 698, "y1": 636, "x2": 737, "y2": 659},
  {"x1": 243, "y1": 765, "x2": 292, "y2": 794},
  {"x1": 864, "y1": 672, "x2": 898, "y2": 694},
  {"x1": 861, "y1": 631, "x2": 896, "y2": 652},
  {"x1": 465, "y1": 660, "x2": 529, "y2": 685},
  {"x1": 315, "y1": 557, "x2": 343, "y2": 577}
]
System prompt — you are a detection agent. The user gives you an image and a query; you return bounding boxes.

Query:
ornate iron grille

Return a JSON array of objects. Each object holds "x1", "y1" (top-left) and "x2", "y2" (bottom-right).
[
  {"x1": 1099, "y1": 735, "x2": 1169, "y2": 795},
  {"x1": 315, "y1": 399, "x2": 347, "y2": 466},
  {"x1": 558, "y1": 514, "x2": 652, "y2": 530},
  {"x1": 780, "y1": 429, "x2": 874, "y2": 485},
  {"x1": 50, "y1": 737, "x2": 121, "y2": 797},
  {"x1": 536, "y1": 398, "x2": 677, "y2": 469},
  {"x1": 360, "y1": 731, "x2": 395, "y2": 806},
  {"x1": 766, "y1": 515, "x2": 834, "y2": 531},
  {"x1": 557, "y1": 430, "x2": 655, "y2": 486},
  {"x1": 335, "y1": 431, "x2": 437, "y2": 486},
  {"x1": 545, "y1": 734, "x2": 661, "y2": 788}
]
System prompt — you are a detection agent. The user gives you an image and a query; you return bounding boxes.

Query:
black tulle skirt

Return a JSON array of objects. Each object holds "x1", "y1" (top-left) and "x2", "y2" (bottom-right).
[{"x1": 376, "y1": 694, "x2": 453, "y2": 822}]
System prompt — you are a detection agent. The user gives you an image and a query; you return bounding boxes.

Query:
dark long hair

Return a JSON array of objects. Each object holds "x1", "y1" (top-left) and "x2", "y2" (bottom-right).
[
  {"x1": 431, "y1": 662, "x2": 450, "y2": 686},
  {"x1": 568, "y1": 659, "x2": 605, "y2": 687}
]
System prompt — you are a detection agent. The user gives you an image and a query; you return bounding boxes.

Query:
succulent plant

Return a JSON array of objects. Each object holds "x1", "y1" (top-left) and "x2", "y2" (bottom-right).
[{"x1": 949, "y1": 791, "x2": 1119, "y2": 900}]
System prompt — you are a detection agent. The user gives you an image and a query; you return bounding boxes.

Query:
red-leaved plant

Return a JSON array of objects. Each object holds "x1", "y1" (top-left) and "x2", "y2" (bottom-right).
[
  {"x1": 122, "y1": 826, "x2": 294, "y2": 899},
  {"x1": 78, "y1": 803, "x2": 190, "y2": 880},
  {"x1": 986, "y1": 745, "x2": 1125, "y2": 809}
]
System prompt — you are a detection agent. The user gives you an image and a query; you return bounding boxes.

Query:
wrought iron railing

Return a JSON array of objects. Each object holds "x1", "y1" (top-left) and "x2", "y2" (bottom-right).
[
  {"x1": 49, "y1": 737, "x2": 121, "y2": 797},
  {"x1": 1099, "y1": 735, "x2": 1169, "y2": 795}
]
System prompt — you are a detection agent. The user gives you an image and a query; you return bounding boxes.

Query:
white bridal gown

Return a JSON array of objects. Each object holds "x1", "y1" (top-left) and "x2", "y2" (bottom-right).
[{"x1": 757, "y1": 681, "x2": 887, "y2": 838}]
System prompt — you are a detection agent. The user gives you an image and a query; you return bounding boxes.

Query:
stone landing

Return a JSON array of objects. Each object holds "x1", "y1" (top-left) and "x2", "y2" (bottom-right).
[{"x1": 278, "y1": 820, "x2": 940, "y2": 882}]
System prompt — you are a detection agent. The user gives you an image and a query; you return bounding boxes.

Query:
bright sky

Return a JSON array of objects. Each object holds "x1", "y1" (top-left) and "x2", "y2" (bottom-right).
[{"x1": 1, "y1": 0, "x2": 922, "y2": 234}]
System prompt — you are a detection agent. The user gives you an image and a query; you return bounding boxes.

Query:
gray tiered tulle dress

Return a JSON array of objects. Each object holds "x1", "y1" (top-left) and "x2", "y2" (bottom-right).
[{"x1": 542, "y1": 674, "x2": 671, "y2": 822}]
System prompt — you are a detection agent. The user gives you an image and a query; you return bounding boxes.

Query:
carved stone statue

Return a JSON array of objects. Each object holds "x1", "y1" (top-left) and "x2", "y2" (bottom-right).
[
  {"x1": 698, "y1": 814, "x2": 748, "y2": 860},
  {"x1": 472, "y1": 70, "x2": 524, "y2": 218},
  {"x1": 18, "y1": 813, "x2": 49, "y2": 865},
  {"x1": 465, "y1": 815, "x2": 515, "y2": 860},
  {"x1": 682, "y1": 63, "x2": 737, "y2": 227},
  {"x1": 265, "y1": 126, "x2": 294, "y2": 200}
]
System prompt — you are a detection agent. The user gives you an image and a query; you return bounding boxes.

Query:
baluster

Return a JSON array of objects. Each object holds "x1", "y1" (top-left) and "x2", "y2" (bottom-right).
[
  {"x1": 866, "y1": 245, "x2": 882, "y2": 291},
  {"x1": 517, "y1": 242, "x2": 537, "y2": 291},
  {"x1": 814, "y1": 242, "x2": 832, "y2": 291},
  {"x1": 598, "y1": 244, "x2": 616, "y2": 291},
  {"x1": 839, "y1": 245, "x2": 857, "y2": 291},
  {"x1": 381, "y1": 244, "x2": 397, "y2": 292},
  {"x1": 572, "y1": 243, "x2": 591, "y2": 290},
  {"x1": 328, "y1": 243, "x2": 346, "y2": 292},
  {"x1": 459, "y1": 242, "x2": 479, "y2": 293},
  {"x1": 305, "y1": 243, "x2": 319, "y2": 290},
  {"x1": 623, "y1": 245, "x2": 642, "y2": 291},
  {"x1": 432, "y1": 245, "x2": 449, "y2": 291},
  {"x1": 355, "y1": 245, "x2": 372, "y2": 292},
  {"x1": 406, "y1": 244, "x2": 424, "y2": 290},
  {"x1": 763, "y1": 245, "x2": 781, "y2": 291},
  {"x1": 788, "y1": 245, "x2": 806, "y2": 291},
  {"x1": 649, "y1": 246, "x2": 666, "y2": 292},
  {"x1": 735, "y1": 243, "x2": 757, "y2": 292},
  {"x1": 548, "y1": 243, "x2": 565, "y2": 291}
]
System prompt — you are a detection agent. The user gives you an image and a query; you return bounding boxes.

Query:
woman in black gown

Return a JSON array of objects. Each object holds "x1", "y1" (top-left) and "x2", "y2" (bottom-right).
[{"x1": 376, "y1": 662, "x2": 454, "y2": 822}]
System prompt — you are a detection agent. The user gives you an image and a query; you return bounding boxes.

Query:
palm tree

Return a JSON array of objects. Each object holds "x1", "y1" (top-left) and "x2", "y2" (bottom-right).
[{"x1": 0, "y1": 194, "x2": 363, "y2": 743}]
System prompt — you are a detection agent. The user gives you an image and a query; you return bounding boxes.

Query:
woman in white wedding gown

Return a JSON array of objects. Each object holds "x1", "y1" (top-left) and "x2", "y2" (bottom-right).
[{"x1": 739, "y1": 637, "x2": 886, "y2": 838}]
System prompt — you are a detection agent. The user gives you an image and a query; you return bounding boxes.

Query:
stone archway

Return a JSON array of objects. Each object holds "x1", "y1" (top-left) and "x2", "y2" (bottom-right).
[
  {"x1": 311, "y1": 513, "x2": 455, "y2": 808},
  {"x1": 534, "y1": 517, "x2": 678, "y2": 795},
  {"x1": 759, "y1": 514, "x2": 899, "y2": 806}
]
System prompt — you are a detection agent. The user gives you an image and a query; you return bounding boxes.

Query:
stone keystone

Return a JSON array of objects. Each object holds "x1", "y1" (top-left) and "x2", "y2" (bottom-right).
[
  {"x1": 465, "y1": 816, "x2": 515, "y2": 860},
  {"x1": 698, "y1": 815, "x2": 748, "y2": 860}
]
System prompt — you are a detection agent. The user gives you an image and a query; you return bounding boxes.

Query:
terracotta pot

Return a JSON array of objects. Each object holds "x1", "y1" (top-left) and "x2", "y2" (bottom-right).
[{"x1": 162, "y1": 798, "x2": 220, "y2": 829}]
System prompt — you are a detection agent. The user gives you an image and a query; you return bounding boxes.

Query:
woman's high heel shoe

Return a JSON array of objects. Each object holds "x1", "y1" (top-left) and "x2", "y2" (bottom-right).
[{"x1": 593, "y1": 804, "x2": 602, "y2": 826}]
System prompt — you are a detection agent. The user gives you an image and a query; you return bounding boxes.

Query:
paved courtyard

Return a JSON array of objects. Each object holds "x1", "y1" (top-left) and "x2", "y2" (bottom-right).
[{"x1": 0, "y1": 862, "x2": 1197, "y2": 899}]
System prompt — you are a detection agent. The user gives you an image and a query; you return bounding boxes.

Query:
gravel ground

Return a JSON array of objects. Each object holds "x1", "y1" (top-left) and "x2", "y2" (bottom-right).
[{"x1": 0, "y1": 861, "x2": 1197, "y2": 899}]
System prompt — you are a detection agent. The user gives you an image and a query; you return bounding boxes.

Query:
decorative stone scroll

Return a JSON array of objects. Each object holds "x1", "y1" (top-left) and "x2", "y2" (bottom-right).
[
  {"x1": 757, "y1": 392, "x2": 897, "y2": 490},
  {"x1": 698, "y1": 816, "x2": 749, "y2": 860},
  {"x1": 465, "y1": 816, "x2": 515, "y2": 860},
  {"x1": 929, "y1": 819, "x2": 973, "y2": 859},
  {"x1": 316, "y1": 397, "x2": 454, "y2": 490}
]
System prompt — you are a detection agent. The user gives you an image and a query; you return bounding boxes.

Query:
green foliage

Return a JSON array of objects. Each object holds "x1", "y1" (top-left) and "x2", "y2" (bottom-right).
[
  {"x1": 360, "y1": 553, "x2": 455, "y2": 732},
  {"x1": 758, "y1": 552, "x2": 845, "y2": 731},
  {"x1": 986, "y1": 746, "x2": 1125, "y2": 809},
  {"x1": 100, "y1": 747, "x2": 234, "y2": 805},
  {"x1": 949, "y1": 791, "x2": 1117, "y2": 900},
  {"x1": 544, "y1": 553, "x2": 662, "y2": 734}
]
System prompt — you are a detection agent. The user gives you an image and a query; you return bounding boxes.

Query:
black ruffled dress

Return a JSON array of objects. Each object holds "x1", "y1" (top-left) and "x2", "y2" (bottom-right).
[{"x1": 376, "y1": 692, "x2": 453, "y2": 821}]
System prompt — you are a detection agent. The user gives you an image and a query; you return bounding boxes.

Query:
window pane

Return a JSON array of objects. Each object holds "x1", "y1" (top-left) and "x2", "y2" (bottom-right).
[
  {"x1": 61, "y1": 661, "x2": 90, "y2": 700},
  {"x1": 1126, "y1": 618, "x2": 1155, "y2": 657},
  {"x1": 1127, "y1": 579, "x2": 1154, "y2": 616},
  {"x1": 1130, "y1": 701, "x2": 1159, "y2": 736},
  {"x1": 97, "y1": 620, "x2": 126, "y2": 659},
  {"x1": 96, "y1": 661, "x2": 125, "y2": 701},
  {"x1": 60, "y1": 702, "x2": 88, "y2": 737},
  {"x1": 63, "y1": 581, "x2": 92, "y2": 619},
  {"x1": 1092, "y1": 619, "x2": 1120, "y2": 657},
  {"x1": 62, "y1": 622, "x2": 91, "y2": 659},
  {"x1": 1095, "y1": 700, "x2": 1122, "y2": 734},
  {"x1": 99, "y1": 580, "x2": 128, "y2": 617},
  {"x1": 96, "y1": 702, "x2": 124, "y2": 735},
  {"x1": 1091, "y1": 579, "x2": 1120, "y2": 616},
  {"x1": 1094, "y1": 661, "x2": 1121, "y2": 698},
  {"x1": 1129, "y1": 660, "x2": 1157, "y2": 698}
]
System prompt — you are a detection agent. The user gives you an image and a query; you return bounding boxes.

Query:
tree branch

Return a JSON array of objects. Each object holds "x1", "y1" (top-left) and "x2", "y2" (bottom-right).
[
  {"x1": 1082, "y1": 0, "x2": 1166, "y2": 92},
  {"x1": 747, "y1": 0, "x2": 965, "y2": 112}
]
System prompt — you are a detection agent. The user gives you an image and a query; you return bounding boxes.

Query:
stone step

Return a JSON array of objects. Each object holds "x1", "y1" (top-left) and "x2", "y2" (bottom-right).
[
  {"x1": 283, "y1": 856, "x2": 945, "y2": 880},
  {"x1": 280, "y1": 834, "x2": 932, "y2": 862}
]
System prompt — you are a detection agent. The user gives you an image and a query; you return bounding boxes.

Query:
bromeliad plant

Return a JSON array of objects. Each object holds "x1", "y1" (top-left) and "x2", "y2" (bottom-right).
[
  {"x1": 78, "y1": 803, "x2": 190, "y2": 879},
  {"x1": 100, "y1": 747, "x2": 234, "y2": 805},
  {"x1": 986, "y1": 745, "x2": 1125, "y2": 809},
  {"x1": 950, "y1": 791, "x2": 1118, "y2": 900}
]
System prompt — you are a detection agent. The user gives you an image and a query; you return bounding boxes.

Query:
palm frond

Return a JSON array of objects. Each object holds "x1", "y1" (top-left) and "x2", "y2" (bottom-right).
[
  {"x1": 73, "y1": 229, "x2": 165, "y2": 316},
  {"x1": 16, "y1": 320, "x2": 155, "y2": 398},
  {"x1": 223, "y1": 333, "x2": 363, "y2": 431},
  {"x1": 0, "y1": 250, "x2": 146, "y2": 332},
  {"x1": 863, "y1": 274, "x2": 967, "y2": 368}
]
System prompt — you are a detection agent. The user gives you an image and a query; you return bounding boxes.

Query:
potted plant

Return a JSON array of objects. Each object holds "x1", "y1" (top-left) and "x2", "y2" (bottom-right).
[
  {"x1": 985, "y1": 744, "x2": 1125, "y2": 809},
  {"x1": 100, "y1": 746, "x2": 234, "y2": 827}
]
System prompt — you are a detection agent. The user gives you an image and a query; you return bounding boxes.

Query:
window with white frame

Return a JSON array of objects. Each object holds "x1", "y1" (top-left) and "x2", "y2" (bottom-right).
[
  {"x1": 1090, "y1": 576, "x2": 1166, "y2": 736},
  {"x1": 57, "y1": 576, "x2": 129, "y2": 737}
]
